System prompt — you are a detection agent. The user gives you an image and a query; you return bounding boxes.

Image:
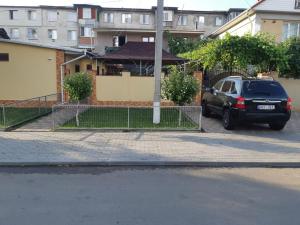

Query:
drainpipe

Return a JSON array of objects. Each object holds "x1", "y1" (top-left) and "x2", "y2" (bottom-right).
[{"x1": 60, "y1": 50, "x2": 87, "y2": 104}]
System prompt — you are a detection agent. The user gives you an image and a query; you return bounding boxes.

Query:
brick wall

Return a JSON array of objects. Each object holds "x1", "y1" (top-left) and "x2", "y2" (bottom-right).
[{"x1": 193, "y1": 71, "x2": 203, "y2": 105}]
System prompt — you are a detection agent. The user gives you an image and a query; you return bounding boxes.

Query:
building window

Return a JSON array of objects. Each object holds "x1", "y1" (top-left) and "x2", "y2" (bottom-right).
[
  {"x1": 68, "y1": 30, "x2": 77, "y2": 41},
  {"x1": 28, "y1": 10, "x2": 37, "y2": 20},
  {"x1": 140, "y1": 14, "x2": 150, "y2": 25},
  {"x1": 215, "y1": 16, "x2": 223, "y2": 26},
  {"x1": 27, "y1": 28, "x2": 38, "y2": 39},
  {"x1": 163, "y1": 11, "x2": 173, "y2": 21},
  {"x1": 9, "y1": 10, "x2": 17, "y2": 20},
  {"x1": 80, "y1": 27, "x2": 93, "y2": 37},
  {"x1": 10, "y1": 28, "x2": 20, "y2": 39},
  {"x1": 0, "y1": 53, "x2": 9, "y2": 61},
  {"x1": 199, "y1": 16, "x2": 205, "y2": 24},
  {"x1": 86, "y1": 64, "x2": 92, "y2": 71},
  {"x1": 122, "y1": 14, "x2": 132, "y2": 24},
  {"x1": 67, "y1": 12, "x2": 77, "y2": 22},
  {"x1": 82, "y1": 8, "x2": 92, "y2": 19},
  {"x1": 283, "y1": 23, "x2": 300, "y2": 40},
  {"x1": 104, "y1": 12, "x2": 114, "y2": 23},
  {"x1": 113, "y1": 36, "x2": 126, "y2": 47},
  {"x1": 47, "y1": 11, "x2": 57, "y2": 22},
  {"x1": 295, "y1": 0, "x2": 300, "y2": 9},
  {"x1": 75, "y1": 64, "x2": 80, "y2": 73},
  {"x1": 142, "y1": 37, "x2": 155, "y2": 42},
  {"x1": 48, "y1": 29, "x2": 57, "y2": 40},
  {"x1": 177, "y1": 15, "x2": 188, "y2": 26}
]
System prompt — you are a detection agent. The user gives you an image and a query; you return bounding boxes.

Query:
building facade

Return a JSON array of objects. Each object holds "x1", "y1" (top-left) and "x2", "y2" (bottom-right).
[
  {"x1": 0, "y1": 4, "x2": 244, "y2": 53},
  {"x1": 209, "y1": 0, "x2": 300, "y2": 43}
]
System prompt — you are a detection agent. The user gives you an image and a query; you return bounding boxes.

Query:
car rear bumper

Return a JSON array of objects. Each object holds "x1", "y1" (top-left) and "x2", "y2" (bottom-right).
[{"x1": 232, "y1": 109, "x2": 291, "y2": 123}]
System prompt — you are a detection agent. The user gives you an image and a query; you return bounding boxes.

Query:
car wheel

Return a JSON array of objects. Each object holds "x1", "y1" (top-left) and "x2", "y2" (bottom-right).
[
  {"x1": 269, "y1": 122, "x2": 286, "y2": 131},
  {"x1": 202, "y1": 101, "x2": 211, "y2": 117},
  {"x1": 223, "y1": 109, "x2": 235, "y2": 130}
]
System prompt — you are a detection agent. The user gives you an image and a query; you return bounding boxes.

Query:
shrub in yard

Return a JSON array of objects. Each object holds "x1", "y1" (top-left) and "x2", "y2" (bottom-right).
[
  {"x1": 64, "y1": 72, "x2": 93, "y2": 126},
  {"x1": 162, "y1": 68, "x2": 199, "y2": 106}
]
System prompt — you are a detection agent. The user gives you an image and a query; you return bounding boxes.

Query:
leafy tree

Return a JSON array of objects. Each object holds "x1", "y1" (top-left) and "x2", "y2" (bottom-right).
[
  {"x1": 180, "y1": 33, "x2": 282, "y2": 74},
  {"x1": 162, "y1": 68, "x2": 199, "y2": 106},
  {"x1": 64, "y1": 72, "x2": 93, "y2": 126},
  {"x1": 278, "y1": 37, "x2": 300, "y2": 79},
  {"x1": 167, "y1": 32, "x2": 209, "y2": 55}
]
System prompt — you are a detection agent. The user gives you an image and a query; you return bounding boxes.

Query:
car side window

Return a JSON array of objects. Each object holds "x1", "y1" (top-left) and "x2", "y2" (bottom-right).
[
  {"x1": 230, "y1": 82, "x2": 237, "y2": 94},
  {"x1": 221, "y1": 81, "x2": 232, "y2": 93},
  {"x1": 214, "y1": 80, "x2": 223, "y2": 91}
]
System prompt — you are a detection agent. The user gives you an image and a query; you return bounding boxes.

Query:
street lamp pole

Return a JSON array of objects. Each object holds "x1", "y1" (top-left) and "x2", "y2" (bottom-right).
[{"x1": 153, "y1": 0, "x2": 164, "y2": 124}]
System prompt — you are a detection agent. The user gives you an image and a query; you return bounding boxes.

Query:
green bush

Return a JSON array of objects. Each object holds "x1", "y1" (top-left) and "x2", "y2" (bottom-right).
[{"x1": 162, "y1": 68, "x2": 199, "y2": 106}]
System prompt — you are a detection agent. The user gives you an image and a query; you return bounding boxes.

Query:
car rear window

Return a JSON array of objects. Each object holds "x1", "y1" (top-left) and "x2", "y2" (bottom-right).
[{"x1": 242, "y1": 81, "x2": 287, "y2": 98}]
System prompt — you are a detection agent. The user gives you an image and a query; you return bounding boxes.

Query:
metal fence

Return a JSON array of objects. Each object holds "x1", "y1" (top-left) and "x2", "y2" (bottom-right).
[
  {"x1": 0, "y1": 94, "x2": 60, "y2": 130},
  {"x1": 52, "y1": 104, "x2": 202, "y2": 131}
]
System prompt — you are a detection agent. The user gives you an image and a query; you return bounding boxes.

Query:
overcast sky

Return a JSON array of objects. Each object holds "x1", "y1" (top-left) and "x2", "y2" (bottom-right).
[{"x1": 0, "y1": 0, "x2": 256, "y2": 10}]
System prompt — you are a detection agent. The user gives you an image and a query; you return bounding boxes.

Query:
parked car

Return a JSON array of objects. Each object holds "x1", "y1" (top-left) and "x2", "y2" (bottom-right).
[{"x1": 202, "y1": 76, "x2": 292, "y2": 130}]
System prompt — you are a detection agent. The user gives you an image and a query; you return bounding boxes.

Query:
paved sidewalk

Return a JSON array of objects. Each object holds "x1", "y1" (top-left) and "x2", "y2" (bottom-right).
[{"x1": 0, "y1": 131, "x2": 299, "y2": 165}]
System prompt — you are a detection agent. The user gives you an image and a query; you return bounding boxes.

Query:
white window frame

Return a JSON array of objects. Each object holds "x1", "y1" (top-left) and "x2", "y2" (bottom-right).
[
  {"x1": 122, "y1": 14, "x2": 132, "y2": 24},
  {"x1": 82, "y1": 8, "x2": 92, "y2": 19},
  {"x1": 67, "y1": 12, "x2": 77, "y2": 22},
  {"x1": 48, "y1": 29, "x2": 57, "y2": 40},
  {"x1": 163, "y1": 11, "x2": 173, "y2": 22},
  {"x1": 80, "y1": 27, "x2": 93, "y2": 37},
  {"x1": 295, "y1": 0, "x2": 300, "y2": 9},
  {"x1": 215, "y1": 16, "x2": 223, "y2": 26},
  {"x1": 10, "y1": 28, "x2": 20, "y2": 39},
  {"x1": 198, "y1": 16, "x2": 205, "y2": 24},
  {"x1": 177, "y1": 15, "x2": 187, "y2": 26},
  {"x1": 9, "y1": 10, "x2": 18, "y2": 20},
  {"x1": 67, "y1": 30, "x2": 77, "y2": 41},
  {"x1": 104, "y1": 12, "x2": 114, "y2": 23},
  {"x1": 283, "y1": 22, "x2": 300, "y2": 40},
  {"x1": 27, "y1": 28, "x2": 38, "y2": 40},
  {"x1": 28, "y1": 10, "x2": 37, "y2": 21},
  {"x1": 140, "y1": 14, "x2": 150, "y2": 25},
  {"x1": 142, "y1": 36, "x2": 155, "y2": 42},
  {"x1": 47, "y1": 11, "x2": 57, "y2": 22}
]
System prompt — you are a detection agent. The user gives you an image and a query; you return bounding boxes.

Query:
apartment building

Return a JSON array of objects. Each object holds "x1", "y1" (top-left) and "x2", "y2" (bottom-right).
[
  {"x1": 0, "y1": 5, "x2": 78, "y2": 47},
  {"x1": 0, "y1": 4, "x2": 244, "y2": 53}
]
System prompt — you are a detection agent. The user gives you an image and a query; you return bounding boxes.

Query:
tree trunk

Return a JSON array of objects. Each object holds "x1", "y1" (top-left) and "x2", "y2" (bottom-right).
[{"x1": 76, "y1": 100, "x2": 80, "y2": 127}]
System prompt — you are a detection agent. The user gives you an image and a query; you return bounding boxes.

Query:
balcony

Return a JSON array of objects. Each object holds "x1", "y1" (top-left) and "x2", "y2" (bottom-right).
[{"x1": 163, "y1": 21, "x2": 173, "y2": 28}]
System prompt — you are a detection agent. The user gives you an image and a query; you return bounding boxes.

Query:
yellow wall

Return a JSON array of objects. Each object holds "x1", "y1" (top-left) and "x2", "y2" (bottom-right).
[
  {"x1": 96, "y1": 72, "x2": 155, "y2": 101},
  {"x1": 0, "y1": 42, "x2": 57, "y2": 100},
  {"x1": 276, "y1": 78, "x2": 300, "y2": 112},
  {"x1": 261, "y1": 20, "x2": 284, "y2": 42}
]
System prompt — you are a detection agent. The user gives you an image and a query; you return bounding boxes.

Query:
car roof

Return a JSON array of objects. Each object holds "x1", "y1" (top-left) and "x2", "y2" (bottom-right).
[{"x1": 224, "y1": 76, "x2": 275, "y2": 82}]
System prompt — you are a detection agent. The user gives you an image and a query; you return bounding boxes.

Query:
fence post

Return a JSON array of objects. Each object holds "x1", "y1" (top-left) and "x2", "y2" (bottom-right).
[
  {"x1": 2, "y1": 105, "x2": 6, "y2": 129},
  {"x1": 52, "y1": 105, "x2": 55, "y2": 131},
  {"x1": 127, "y1": 106, "x2": 130, "y2": 129},
  {"x1": 44, "y1": 96, "x2": 47, "y2": 113},
  {"x1": 198, "y1": 106, "x2": 202, "y2": 131}
]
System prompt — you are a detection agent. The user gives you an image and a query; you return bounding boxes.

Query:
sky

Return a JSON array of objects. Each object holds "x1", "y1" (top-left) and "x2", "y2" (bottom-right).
[{"x1": 0, "y1": 0, "x2": 257, "y2": 11}]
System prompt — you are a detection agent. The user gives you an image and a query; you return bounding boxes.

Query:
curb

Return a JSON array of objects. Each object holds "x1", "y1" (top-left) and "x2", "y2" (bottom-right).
[{"x1": 0, "y1": 161, "x2": 300, "y2": 168}]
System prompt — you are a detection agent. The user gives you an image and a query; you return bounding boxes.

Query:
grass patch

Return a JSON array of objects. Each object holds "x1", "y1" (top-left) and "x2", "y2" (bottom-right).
[
  {"x1": 0, "y1": 107, "x2": 51, "y2": 128},
  {"x1": 62, "y1": 108, "x2": 198, "y2": 129}
]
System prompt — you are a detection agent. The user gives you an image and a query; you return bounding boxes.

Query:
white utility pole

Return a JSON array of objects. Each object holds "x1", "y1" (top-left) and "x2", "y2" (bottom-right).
[{"x1": 153, "y1": 0, "x2": 164, "y2": 124}]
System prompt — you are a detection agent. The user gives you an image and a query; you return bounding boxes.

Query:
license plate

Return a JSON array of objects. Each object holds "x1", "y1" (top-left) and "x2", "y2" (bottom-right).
[{"x1": 257, "y1": 105, "x2": 275, "y2": 110}]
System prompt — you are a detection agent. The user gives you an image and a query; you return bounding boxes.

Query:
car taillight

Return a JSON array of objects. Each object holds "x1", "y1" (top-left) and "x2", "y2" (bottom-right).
[
  {"x1": 234, "y1": 97, "x2": 246, "y2": 109},
  {"x1": 287, "y1": 97, "x2": 292, "y2": 110}
]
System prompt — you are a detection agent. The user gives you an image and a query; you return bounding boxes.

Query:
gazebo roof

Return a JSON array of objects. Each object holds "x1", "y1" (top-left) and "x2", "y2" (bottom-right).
[{"x1": 98, "y1": 42, "x2": 186, "y2": 64}]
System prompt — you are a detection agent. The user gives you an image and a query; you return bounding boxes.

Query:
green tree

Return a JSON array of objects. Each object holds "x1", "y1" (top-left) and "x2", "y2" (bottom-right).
[
  {"x1": 64, "y1": 72, "x2": 93, "y2": 126},
  {"x1": 278, "y1": 37, "x2": 300, "y2": 79},
  {"x1": 162, "y1": 68, "x2": 199, "y2": 106}
]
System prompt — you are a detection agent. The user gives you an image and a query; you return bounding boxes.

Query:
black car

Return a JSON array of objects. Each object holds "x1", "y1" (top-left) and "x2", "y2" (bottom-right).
[{"x1": 202, "y1": 76, "x2": 292, "y2": 130}]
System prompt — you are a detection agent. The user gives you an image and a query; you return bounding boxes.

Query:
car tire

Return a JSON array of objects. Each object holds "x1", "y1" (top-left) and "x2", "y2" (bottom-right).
[
  {"x1": 223, "y1": 109, "x2": 235, "y2": 130},
  {"x1": 202, "y1": 101, "x2": 211, "y2": 117},
  {"x1": 269, "y1": 122, "x2": 286, "y2": 131}
]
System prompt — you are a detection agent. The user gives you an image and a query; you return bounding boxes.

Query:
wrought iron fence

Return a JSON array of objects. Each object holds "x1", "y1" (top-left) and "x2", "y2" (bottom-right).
[
  {"x1": 52, "y1": 104, "x2": 202, "y2": 131},
  {"x1": 0, "y1": 93, "x2": 60, "y2": 130}
]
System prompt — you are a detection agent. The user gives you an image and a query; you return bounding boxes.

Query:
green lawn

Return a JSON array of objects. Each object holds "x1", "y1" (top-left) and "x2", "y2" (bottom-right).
[
  {"x1": 0, "y1": 107, "x2": 51, "y2": 128},
  {"x1": 62, "y1": 108, "x2": 198, "y2": 130}
]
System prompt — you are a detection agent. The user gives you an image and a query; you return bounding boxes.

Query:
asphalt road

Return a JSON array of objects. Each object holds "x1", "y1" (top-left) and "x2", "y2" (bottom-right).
[{"x1": 0, "y1": 167, "x2": 300, "y2": 225}]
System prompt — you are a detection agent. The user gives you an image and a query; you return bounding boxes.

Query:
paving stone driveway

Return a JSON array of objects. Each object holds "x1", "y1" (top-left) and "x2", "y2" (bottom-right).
[{"x1": 202, "y1": 112, "x2": 300, "y2": 134}]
